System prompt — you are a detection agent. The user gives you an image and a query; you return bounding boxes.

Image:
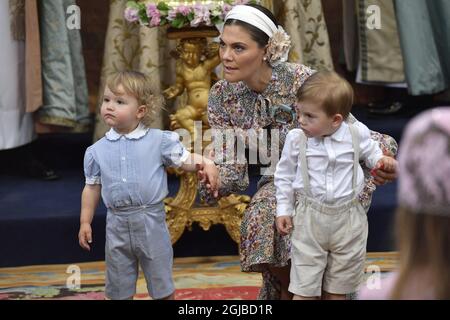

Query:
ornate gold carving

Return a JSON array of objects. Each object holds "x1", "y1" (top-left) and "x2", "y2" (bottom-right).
[
  {"x1": 164, "y1": 25, "x2": 250, "y2": 245},
  {"x1": 164, "y1": 32, "x2": 220, "y2": 145},
  {"x1": 165, "y1": 172, "x2": 251, "y2": 244}
]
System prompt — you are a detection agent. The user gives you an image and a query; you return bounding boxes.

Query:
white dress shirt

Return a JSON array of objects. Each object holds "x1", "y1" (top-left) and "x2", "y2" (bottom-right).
[{"x1": 275, "y1": 121, "x2": 383, "y2": 217}]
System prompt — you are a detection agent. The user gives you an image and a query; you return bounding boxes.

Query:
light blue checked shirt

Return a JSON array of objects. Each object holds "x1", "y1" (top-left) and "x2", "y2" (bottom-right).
[{"x1": 84, "y1": 123, "x2": 190, "y2": 210}]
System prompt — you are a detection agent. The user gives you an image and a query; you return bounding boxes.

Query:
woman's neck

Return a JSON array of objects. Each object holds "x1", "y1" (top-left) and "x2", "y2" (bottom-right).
[{"x1": 245, "y1": 63, "x2": 273, "y2": 93}]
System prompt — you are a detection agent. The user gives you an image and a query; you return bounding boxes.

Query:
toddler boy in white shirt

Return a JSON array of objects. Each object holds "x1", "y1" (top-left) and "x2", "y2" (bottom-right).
[{"x1": 274, "y1": 71, "x2": 397, "y2": 300}]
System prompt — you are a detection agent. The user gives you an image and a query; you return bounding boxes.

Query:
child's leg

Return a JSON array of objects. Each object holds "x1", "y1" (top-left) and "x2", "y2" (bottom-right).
[
  {"x1": 105, "y1": 213, "x2": 139, "y2": 300},
  {"x1": 140, "y1": 251, "x2": 175, "y2": 300},
  {"x1": 158, "y1": 292, "x2": 175, "y2": 300},
  {"x1": 323, "y1": 203, "x2": 368, "y2": 297},
  {"x1": 136, "y1": 213, "x2": 175, "y2": 300},
  {"x1": 289, "y1": 205, "x2": 328, "y2": 299}
]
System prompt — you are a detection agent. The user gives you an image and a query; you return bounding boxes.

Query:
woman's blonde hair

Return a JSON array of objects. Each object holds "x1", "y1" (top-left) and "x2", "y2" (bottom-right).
[
  {"x1": 296, "y1": 71, "x2": 354, "y2": 119},
  {"x1": 105, "y1": 70, "x2": 165, "y2": 127},
  {"x1": 391, "y1": 208, "x2": 450, "y2": 299}
]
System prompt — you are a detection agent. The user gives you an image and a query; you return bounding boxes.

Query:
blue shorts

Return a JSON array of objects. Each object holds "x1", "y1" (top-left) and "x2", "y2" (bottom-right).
[{"x1": 104, "y1": 205, "x2": 174, "y2": 300}]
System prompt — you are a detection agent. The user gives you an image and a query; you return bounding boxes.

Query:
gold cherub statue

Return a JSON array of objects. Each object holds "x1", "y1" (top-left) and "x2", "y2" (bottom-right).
[{"x1": 164, "y1": 37, "x2": 220, "y2": 145}]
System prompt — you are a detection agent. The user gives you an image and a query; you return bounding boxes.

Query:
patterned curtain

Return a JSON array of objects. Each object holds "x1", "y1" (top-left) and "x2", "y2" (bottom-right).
[
  {"x1": 355, "y1": 0, "x2": 405, "y2": 84},
  {"x1": 273, "y1": 0, "x2": 333, "y2": 71},
  {"x1": 93, "y1": 0, "x2": 176, "y2": 141},
  {"x1": 93, "y1": 0, "x2": 333, "y2": 141},
  {"x1": 9, "y1": 0, "x2": 42, "y2": 113},
  {"x1": 38, "y1": 0, "x2": 90, "y2": 131},
  {"x1": 394, "y1": 0, "x2": 450, "y2": 95}
]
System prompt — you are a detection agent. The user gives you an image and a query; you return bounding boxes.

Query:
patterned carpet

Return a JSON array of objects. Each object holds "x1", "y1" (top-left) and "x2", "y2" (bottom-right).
[{"x1": 0, "y1": 253, "x2": 398, "y2": 300}]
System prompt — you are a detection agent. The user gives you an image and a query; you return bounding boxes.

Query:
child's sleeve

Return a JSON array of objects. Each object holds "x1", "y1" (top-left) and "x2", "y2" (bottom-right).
[
  {"x1": 274, "y1": 130, "x2": 301, "y2": 217},
  {"x1": 84, "y1": 146, "x2": 101, "y2": 185},
  {"x1": 161, "y1": 131, "x2": 191, "y2": 168},
  {"x1": 357, "y1": 122, "x2": 384, "y2": 169}
]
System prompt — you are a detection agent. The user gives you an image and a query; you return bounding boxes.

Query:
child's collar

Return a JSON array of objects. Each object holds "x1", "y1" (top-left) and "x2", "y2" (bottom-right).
[
  {"x1": 310, "y1": 122, "x2": 348, "y2": 145},
  {"x1": 105, "y1": 123, "x2": 149, "y2": 141},
  {"x1": 328, "y1": 122, "x2": 347, "y2": 142}
]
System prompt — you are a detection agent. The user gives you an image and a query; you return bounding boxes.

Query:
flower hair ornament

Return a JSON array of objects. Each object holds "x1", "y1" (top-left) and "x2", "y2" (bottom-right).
[
  {"x1": 225, "y1": 5, "x2": 292, "y2": 67},
  {"x1": 265, "y1": 26, "x2": 291, "y2": 66}
]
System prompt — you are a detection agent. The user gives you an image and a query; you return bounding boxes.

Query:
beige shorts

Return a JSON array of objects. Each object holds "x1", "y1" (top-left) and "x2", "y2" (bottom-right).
[{"x1": 289, "y1": 197, "x2": 368, "y2": 297}]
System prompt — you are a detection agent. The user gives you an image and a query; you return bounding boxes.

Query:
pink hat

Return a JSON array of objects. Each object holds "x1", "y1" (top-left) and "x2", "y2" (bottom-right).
[{"x1": 398, "y1": 107, "x2": 450, "y2": 216}]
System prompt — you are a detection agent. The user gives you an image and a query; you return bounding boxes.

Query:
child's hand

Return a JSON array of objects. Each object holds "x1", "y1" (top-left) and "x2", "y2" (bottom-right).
[
  {"x1": 371, "y1": 156, "x2": 398, "y2": 185},
  {"x1": 78, "y1": 223, "x2": 93, "y2": 251},
  {"x1": 276, "y1": 216, "x2": 293, "y2": 236}
]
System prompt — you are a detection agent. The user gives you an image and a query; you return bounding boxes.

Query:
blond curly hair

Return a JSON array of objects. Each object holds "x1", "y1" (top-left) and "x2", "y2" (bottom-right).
[{"x1": 105, "y1": 71, "x2": 165, "y2": 127}]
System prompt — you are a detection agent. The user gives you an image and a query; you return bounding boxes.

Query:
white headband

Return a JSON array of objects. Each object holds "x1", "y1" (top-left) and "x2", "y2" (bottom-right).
[{"x1": 224, "y1": 5, "x2": 277, "y2": 38}]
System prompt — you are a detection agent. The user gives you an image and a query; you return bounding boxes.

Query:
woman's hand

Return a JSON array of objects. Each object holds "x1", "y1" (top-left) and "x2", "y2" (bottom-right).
[
  {"x1": 202, "y1": 158, "x2": 220, "y2": 198},
  {"x1": 371, "y1": 156, "x2": 398, "y2": 186},
  {"x1": 198, "y1": 165, "x2": 221, "y2": 198},
  {"x1": 197, "y1": 150, "x2": 221, "y2": 198}
]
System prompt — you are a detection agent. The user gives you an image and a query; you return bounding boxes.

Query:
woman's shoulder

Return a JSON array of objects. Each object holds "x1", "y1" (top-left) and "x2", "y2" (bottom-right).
[
  {"x1": 274, "y1": 62, "x2": 315, "y2": 92},
  {"x1": 284, "y1": 62, "x2": 314, "y2": 73},
  {"x1": 276, "y1": 62, "x2": 314, "y2": 78}
]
